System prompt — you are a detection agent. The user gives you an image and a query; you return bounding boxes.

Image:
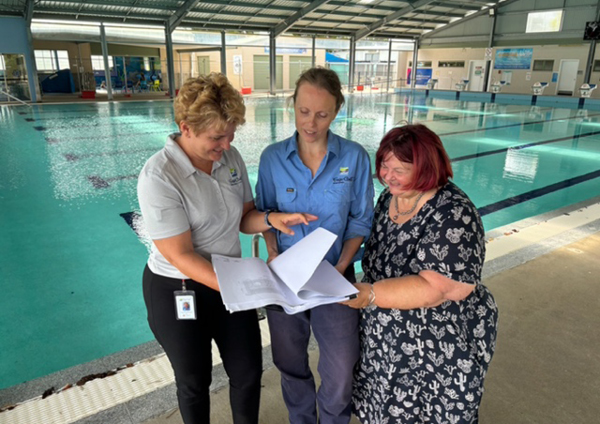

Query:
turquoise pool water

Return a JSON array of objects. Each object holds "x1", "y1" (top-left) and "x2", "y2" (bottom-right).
[{"x1": 1, "y1": 94, "x2": 599, "y2": 388}]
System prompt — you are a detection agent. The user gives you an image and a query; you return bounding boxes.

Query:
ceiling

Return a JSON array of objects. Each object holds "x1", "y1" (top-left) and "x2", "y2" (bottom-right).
[{"x1": 0, "y1": 0, "x2": 510, "y2": 41}]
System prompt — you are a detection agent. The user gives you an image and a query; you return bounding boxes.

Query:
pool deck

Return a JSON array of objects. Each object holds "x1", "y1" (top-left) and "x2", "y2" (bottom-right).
[{"x1": 1, "y1": 198, "x2": 599, "y2": 424}]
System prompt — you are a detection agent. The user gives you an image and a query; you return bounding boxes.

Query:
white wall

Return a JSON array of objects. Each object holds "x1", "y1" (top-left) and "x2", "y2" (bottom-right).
[{"x1": 415, "y1": 44, "x2": 600, "y2": 97}]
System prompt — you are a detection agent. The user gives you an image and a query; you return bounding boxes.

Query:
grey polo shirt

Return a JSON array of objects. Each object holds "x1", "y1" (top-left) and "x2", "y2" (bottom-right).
[{"x1": 137, "y1": 134, "x2": 253, "y2": 279}]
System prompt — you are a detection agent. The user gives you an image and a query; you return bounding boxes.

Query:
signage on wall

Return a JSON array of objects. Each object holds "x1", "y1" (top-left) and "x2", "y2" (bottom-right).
[
  {"x1": 233, "y1": 55, "x2": 242, "y2": 75},
  {"x1": 407, "y1": 68, "x2": 433, "y2": 85},
  {"x1": 494, "y1": 48, "x2": 533, "y2": 70}
]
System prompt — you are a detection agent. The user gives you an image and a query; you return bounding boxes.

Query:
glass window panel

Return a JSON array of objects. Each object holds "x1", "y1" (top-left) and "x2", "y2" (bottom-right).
[{"x1": 526, "y1": 10, "x2": 562, "y2": 33}]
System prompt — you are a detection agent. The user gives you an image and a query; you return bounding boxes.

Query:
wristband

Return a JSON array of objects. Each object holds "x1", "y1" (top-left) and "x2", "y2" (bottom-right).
[
  {"x1": 264, "y1": 210, "x2": 276, "y2": 228},
  {"x1": 368, "y1": 285, "x2": 376, "y2": 306}
]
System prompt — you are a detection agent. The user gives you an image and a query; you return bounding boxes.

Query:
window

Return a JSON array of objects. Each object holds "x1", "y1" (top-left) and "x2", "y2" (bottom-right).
[
  {"x1": 34, "y1": 50, "x2": 69, "y2": 72},
  {"x1": 438, "y1": 61, "x2": 465, "y2": 68},
  {"x1": 91, "y1": 55, "x2": 114, "y2": 70},
  {"x1": 533, "y1": 60, "x2": 554, "y2": 71},
  {"x1": 526, "y1": 10, "x2": 562, "y2": 33},
  {"x1": 408, "y1": 61, "x2": 432, "y2": 68},
  {"x1": 594, "y1": 60, "x2": 600, "y2": 72}
]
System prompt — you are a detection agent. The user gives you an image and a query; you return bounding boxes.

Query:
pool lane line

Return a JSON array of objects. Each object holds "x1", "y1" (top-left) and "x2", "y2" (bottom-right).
[
  {"x1": 46, "y1": 130, "x2": 167, "y2": 143},
  {"x1": 451, "y1": 129, "x2": 600, "y2": 162},
  {"x1": 477, "y1": 168, "x2": 600, "y2": 217},
  {"x1": 437, "y1": 112, "x2": 600, "y2": 137},
  {"x1": 18, "y1": 104, "x2": 174, "y2": 118},
  {"x1": 29, "y1": 118, "x2": 172, "y2": 130},
  {"x1": 88, "y1": 174, "x2": 138, "y2": 189},
  {"x1": 23, "y1": 111, "x2": 174, "y2": 121},
  {"x1": 64, "y1": 147, "x2": 160, "y2": 162}
]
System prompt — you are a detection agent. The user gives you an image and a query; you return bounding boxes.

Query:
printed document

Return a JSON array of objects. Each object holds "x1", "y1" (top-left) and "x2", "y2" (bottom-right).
[{"x1": 212, "y1": 228, "x2": 358, "y2": 314}]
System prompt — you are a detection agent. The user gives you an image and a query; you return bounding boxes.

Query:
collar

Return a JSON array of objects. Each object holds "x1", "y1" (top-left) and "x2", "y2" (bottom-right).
[{"x1": 284, "y1": 131, "x2": 340, "y2": 160}]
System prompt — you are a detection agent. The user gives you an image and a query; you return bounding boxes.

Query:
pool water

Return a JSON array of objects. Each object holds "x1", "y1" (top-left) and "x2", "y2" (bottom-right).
[{"x1": 1, "y1": 94, "x2": 599, "y2": 388}]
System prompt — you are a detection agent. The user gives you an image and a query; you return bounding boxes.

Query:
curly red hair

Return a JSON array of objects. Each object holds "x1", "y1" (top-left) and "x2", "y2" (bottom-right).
[{"x1": 375, "y1": 124, "x2": 453, "y2": 191}]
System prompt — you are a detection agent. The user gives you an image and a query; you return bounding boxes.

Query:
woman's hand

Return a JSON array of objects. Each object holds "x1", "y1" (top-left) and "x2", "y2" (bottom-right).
[
  {"x1": 341, "y1": 282, "x2": 372, "y2": 309},
  {"x1": 269, "y1": 212, "x2": 318, "y2": 235}
]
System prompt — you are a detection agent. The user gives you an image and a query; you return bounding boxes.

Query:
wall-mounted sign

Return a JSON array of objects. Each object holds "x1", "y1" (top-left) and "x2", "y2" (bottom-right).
[
  {"x1": 233, "y1": 55, "x2": 242, "y2": 75},
  {"x1": 494, "y1": 48, "x2": 533, "y2": 70},
  {"x1": 407, "y1": 68, "x2": 433, "y2": 85}
]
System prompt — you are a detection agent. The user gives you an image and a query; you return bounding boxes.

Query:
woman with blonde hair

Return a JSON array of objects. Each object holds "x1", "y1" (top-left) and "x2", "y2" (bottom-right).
[{"x1": 137, "y1": 73, "x2": 315, "y2": 424}]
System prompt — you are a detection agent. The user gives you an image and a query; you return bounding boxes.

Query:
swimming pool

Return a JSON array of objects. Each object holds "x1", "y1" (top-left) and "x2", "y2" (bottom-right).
[{"x1": 1, "y1": 94, "x2": 599, "y2": 389}]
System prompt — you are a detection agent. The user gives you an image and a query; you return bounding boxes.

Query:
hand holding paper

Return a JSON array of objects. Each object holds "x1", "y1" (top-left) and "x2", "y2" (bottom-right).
[{"x1": 212, "y1": 228, "x2": 358, "y2": 314}]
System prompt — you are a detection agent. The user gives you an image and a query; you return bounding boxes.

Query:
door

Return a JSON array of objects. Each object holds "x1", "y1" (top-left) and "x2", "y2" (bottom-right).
[
  {"x1": 289, "y1": 56, "x2": 312, "y2": 88},
  {"x1": 253, "y1": 56, "x2": 283, "y2": 90},
  {"x1": 468, "y1": 60, "x2": 486, "y2": 91},
  {"x1": 556, "y1": 59, "x2": 579, "y2": 95}
]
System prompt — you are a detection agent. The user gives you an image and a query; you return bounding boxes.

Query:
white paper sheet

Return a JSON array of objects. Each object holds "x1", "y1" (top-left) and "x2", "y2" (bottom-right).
[{"x1": 212, "y1": 228, "x2": 358, "y2": 314}]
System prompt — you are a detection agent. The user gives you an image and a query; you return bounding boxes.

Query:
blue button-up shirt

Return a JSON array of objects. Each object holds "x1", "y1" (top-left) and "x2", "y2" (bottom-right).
[{"x1": 255, "y1": 131, "x2": 374, "y2": 265}]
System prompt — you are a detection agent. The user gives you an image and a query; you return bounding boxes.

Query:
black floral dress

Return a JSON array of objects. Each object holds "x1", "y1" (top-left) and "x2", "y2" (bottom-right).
[{"x1": 353, "y1": 182, "x2": 498, "y2": 424}]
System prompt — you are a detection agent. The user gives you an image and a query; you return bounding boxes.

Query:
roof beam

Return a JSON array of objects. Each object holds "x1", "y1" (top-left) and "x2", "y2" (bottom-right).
[
  {"x1": 25, "y1": 0, "x2": 35, "y2": 23},
  {"x1": 421, "y1": 0, "x2": 520, "y2": 40},
  {"x1": 273, "y1": 0, "x2": 332, "y2": 37},
  {"x1": 355, "y1": 0, "x2": 436, "y2": 41},
  {"x1": 167, "y1": 0, "x2": 201, "y2": 30}
]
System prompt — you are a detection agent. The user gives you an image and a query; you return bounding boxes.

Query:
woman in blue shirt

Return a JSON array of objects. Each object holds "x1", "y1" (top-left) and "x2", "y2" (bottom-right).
[{"x1": 256, "y1": 67, "x2": 374, "y2": 424}]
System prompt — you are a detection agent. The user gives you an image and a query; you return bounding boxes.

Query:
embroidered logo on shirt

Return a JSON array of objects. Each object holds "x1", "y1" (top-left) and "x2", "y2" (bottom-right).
[
  {"x1": 333, "y1": 167, "x2": 354, "y2": 184},
  {"x1": 229, "y1": 168, "x2": 242, "y2": 186},
  {"x1": 286, "y1": 188, "x2": 295, "y2": 193}
]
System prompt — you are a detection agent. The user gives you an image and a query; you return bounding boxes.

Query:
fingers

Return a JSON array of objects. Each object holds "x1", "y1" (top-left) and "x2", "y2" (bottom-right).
[{"x1": 305, "y1": 214, "x2": 319, "y2": 222}]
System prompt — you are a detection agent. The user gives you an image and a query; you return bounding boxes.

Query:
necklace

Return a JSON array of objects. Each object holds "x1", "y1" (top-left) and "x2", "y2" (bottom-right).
[{"x1": 393, "y1": 191, "x2": 425, "y2": 221}]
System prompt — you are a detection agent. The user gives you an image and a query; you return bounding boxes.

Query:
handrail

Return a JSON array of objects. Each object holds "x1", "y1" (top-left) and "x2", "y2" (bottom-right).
[
  {"x1": 0, "y1": 89, "x2": 31, "y2": 107},
  {"x1": 251, "y1": 233, "x2": 267, "y2": 320}
]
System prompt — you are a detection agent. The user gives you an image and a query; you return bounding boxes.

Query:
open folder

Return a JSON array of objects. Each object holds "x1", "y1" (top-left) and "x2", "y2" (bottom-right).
[{"x1": 212, "y1": 228, "x2": 358, "y2": 314}]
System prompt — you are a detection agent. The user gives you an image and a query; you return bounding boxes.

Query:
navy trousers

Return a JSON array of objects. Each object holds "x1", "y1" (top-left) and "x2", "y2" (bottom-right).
[
  {"x1": 143, "y1": 265, "x2": 262, "y2": 424},
  {"x1": 267, "y1": 266, "x2": 359, "y2": 424}
]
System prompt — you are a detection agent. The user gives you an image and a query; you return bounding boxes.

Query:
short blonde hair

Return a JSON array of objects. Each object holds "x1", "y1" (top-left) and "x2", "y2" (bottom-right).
[{"x1": 174, "y1": 73, "x2": 246, "y2": 134}]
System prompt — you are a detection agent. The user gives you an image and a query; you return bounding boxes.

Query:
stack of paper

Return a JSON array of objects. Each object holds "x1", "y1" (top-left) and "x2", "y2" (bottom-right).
[{"x1": 212, "y1": 228, "x2": 358, "y2": 314}]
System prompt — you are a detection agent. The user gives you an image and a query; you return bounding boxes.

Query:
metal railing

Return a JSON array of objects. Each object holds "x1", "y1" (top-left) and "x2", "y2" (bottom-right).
[
  {"x1": 251, "y1": 233, "x2": 267, "y2": 321},
  {"x1": 0, "y1": 88, "x2": 31, "y2": 106}
]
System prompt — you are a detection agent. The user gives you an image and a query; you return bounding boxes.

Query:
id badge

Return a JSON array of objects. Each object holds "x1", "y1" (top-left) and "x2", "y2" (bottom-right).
[{"x1": 174, "y1": 290, "x2": 197, "y2": 320}]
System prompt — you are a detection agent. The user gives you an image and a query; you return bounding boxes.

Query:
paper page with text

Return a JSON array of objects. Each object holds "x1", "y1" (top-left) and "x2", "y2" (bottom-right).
[{"x1": 212, "y1": 255, "x2": 303, "y2": 311}]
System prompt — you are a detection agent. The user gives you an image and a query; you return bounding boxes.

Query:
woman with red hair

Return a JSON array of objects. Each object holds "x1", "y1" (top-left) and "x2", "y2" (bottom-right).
[{"x1": 343, "y1": 124, "x2": 498, "y2": 423}]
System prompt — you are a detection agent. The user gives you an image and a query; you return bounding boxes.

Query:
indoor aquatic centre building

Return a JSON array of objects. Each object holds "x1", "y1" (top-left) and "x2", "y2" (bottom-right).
[{"x1": 1, "y1": 1, "x2": 599, "y2": 423}]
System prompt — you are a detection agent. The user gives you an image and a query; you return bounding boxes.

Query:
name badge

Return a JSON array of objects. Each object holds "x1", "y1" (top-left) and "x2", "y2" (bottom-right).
[{"x1": 174, "y1": 290, "x2": 197, "y2": 320}]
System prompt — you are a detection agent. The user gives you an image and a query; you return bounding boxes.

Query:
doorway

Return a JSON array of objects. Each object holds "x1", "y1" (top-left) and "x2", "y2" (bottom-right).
[
  {"x1": 556, "y1": 59, "x2": 579, "y2": 96},
  {"x1": 468, "y1": 60, "x2": 486, "y2": 91}
]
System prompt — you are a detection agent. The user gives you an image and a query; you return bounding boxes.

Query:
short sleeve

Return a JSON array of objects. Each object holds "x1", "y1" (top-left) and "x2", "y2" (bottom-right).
[
  {"x1": 137, "y1": 170, "x2": 190, "y2": 240},
  {"x1": 413, "y1": 200, "x2": 485, "y2": 285},
  {"x1": 236, "y1": 152, "x2": 254, "y2": 204}
]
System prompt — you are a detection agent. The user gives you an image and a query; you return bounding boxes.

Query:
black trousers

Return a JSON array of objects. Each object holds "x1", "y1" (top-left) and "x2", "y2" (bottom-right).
[{"x1": 143, "y1": 265, "x2": 262, "y2": 424}]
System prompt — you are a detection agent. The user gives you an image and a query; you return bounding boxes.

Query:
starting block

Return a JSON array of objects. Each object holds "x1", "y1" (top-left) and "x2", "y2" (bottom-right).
[
  {"x1": 531, "y1": 82, "x2": 548, "y2": 95},
  {"x1": 491, "y1": 81, "x2": 507, "y2": 93},
  {"x1": 579, "y1": 83, "x2": 597, "y2": 98},
  {"x1": 426, "y1": 79, "x2": 438, "y2": 90},
  {"x1": 455, "y1": 79, "x2": 469, "y2": 91}
]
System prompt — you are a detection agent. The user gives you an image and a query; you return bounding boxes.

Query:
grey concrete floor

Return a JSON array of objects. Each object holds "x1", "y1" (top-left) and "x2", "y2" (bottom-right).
[{"x1": 142, "y1": 232, "x2": 600, "y2": 424}]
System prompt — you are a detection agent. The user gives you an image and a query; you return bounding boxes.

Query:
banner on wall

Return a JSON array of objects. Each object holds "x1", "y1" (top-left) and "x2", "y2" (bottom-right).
[
  {"x1": 407, "y1": 68, "x2": 433, "y2": 85},
  {"x1": 494, "y1": 48, "x2": 533, "y2": 70}
]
